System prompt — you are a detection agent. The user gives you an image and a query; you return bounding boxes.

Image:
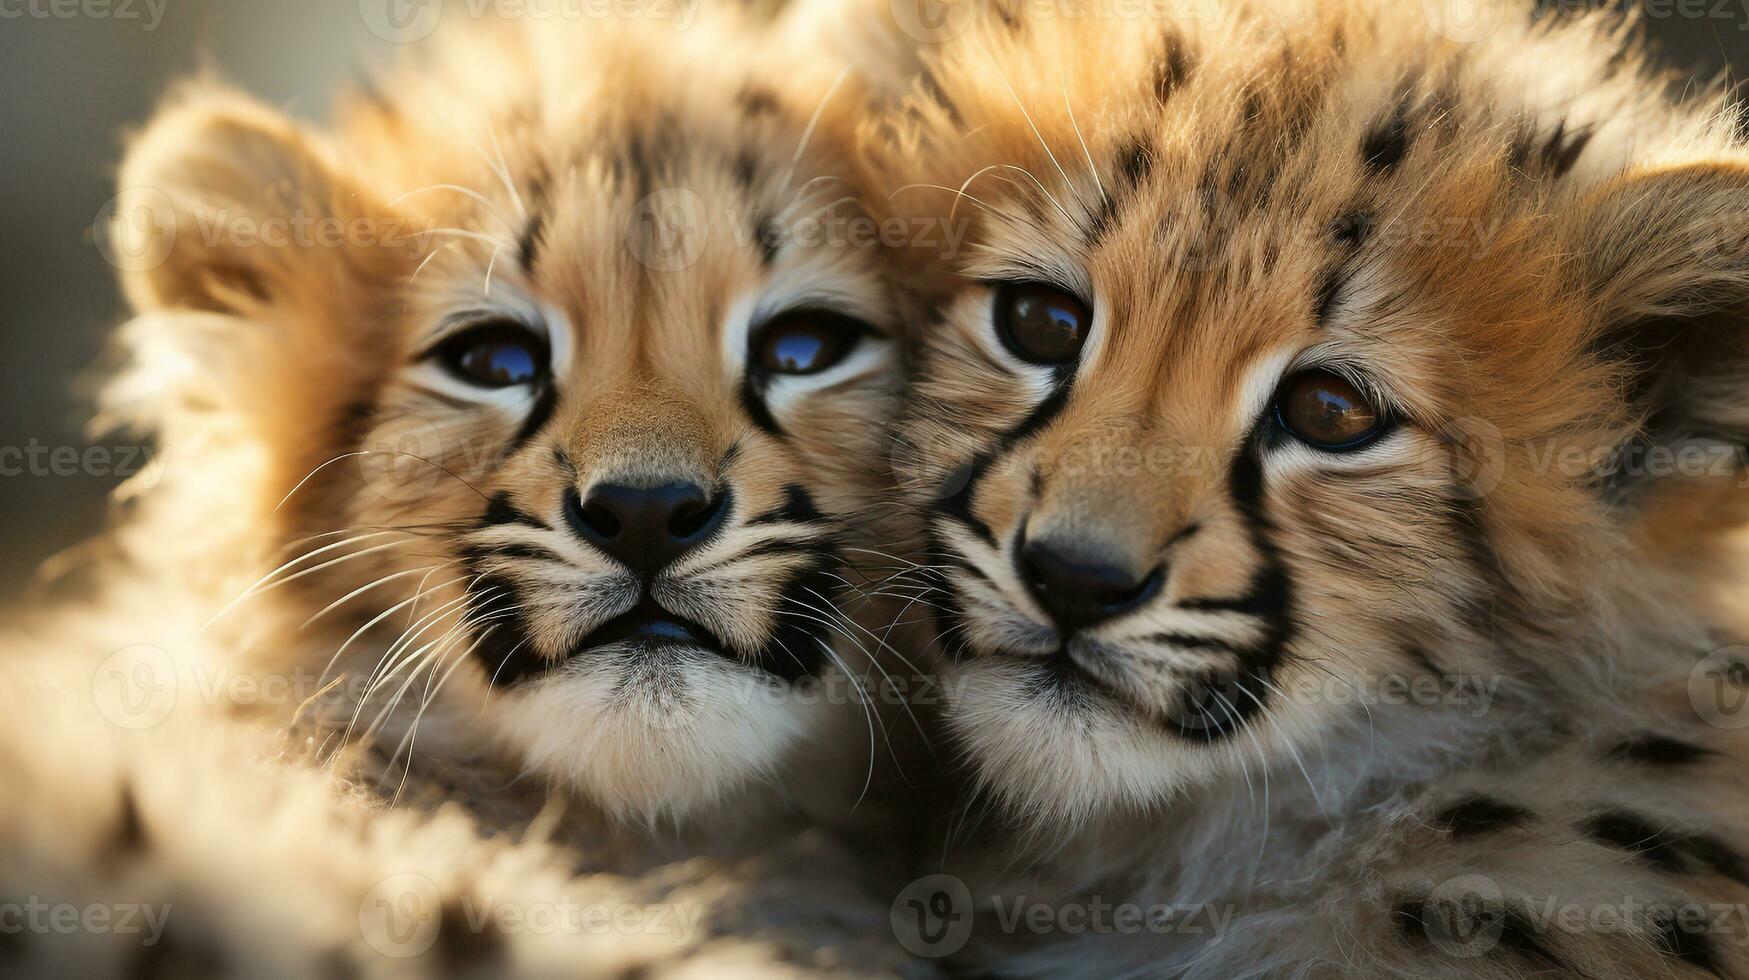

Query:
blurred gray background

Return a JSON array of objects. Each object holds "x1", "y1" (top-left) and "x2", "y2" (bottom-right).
[{"x1": 2, "y1": 0, "x2": 1748, "y2": 597}]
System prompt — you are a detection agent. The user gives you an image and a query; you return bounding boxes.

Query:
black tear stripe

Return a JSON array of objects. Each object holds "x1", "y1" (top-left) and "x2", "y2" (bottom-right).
[
  {"x1": 930, "y1": 374, "x2": 1077, "y2": 665},
  {"x1": 482, "y1": 492, "x2": 552, "y2": 533},
  {"x1": 748, "y1": 555, "x2": 840, "y2": 682},
  {"x1": 749, "y1": 484, "x2": 826, "y2": 526},
  {"x1": 1434, "y1": 795, "x2": 1534, "y2": 839},
  {"x1": 930, "y1": 379, "x2": 1076, "y2": 553},
  {"x1": 1607, "y1": 733, "x2": 1715, "y2": 768},
  {"x1": 463, "y1": 570, "x2": 547, "y2": 688},
  {"x1": 740, "y1": 370, "x2": 783, "y2": 438},
  {"x1": 462, "y1": 541, "x2": 563, "y2": 566},
  {"x1": 1164, "y1": 427, "x2": 1294, "y2": 742},
  {"x1": 1583, "y1": 810, "x2": 1749, "y2": 886},
  {"x1": 511, "y1": 382, "x2": 559, "y2": 450}
]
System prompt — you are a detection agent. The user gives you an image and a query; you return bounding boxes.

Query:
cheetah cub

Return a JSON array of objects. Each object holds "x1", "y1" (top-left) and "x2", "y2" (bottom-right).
[{"x1": 866, "y1": 1, "x2": 1749, "y2": 976}]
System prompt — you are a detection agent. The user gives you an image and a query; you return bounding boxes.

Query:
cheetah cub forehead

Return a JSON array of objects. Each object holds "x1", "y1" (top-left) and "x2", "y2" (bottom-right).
[
  {"x1": 106, "y1": 9, "x2": 905, "y2": 823},
  {"x1": 863, "y1": 0, "x2": 1749, "y2": 826}
]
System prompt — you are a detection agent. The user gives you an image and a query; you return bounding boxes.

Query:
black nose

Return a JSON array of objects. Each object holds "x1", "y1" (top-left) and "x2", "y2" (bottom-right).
[
  {"x1": 1021, "y1": 538, "x2": 1162, "y2": 634},
  {"x1": 565, "y1": 482, "x2": 727, "y2": 575}
]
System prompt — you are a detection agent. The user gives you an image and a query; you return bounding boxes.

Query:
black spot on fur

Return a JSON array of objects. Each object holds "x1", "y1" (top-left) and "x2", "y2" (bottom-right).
[
  {"x1": 1395, "y1": 896, "x2": 1567, "y2": 972},
  {"x1": 1314, "y1": 264, "x2": 1348, "y2": 324},
  {"x1": 1362, "y1": 107, "x2": 1411, "y2": 174},
  {"x1": 737, "y1": 85, "x2": 780, "y2": 118},
  {"x1": 1541, "y1": 120, "x2": 1593, "y2": 179},
  {"x1": 1607, "y1": 733, "x2": 1714, "y2": 768},
  {"x1": 734, "y1": 150, "x2": 759, "y2": 190},
  {"x1": 1494, "y1": 907, "x2": 1567, "y2": 971},
  {"x1": 1119, "y1": 139, "x2": 1153, "y2": 189},
  {"x1": 1330, "y1": 211, "x2": 1371, "y2": 248},
  {"x1": 1434, "y1": 795, "x2": 1534, "y2": 839},
  {"x1": 1584, "y1": 809, "x2": 1749, "y2": 885},
  {"x1": 1649, "y1": 906, "x2": 1724, "y2": 976},
  {"x1": 1086, "y1": 195, "x2": 1119, "y2": 249},
  {"x1": 518, "y1": 209, "x2": 546, "y2": 274},
  {"x1": 1154, "y1": 31, "x2": 1193, "y2": 103}
]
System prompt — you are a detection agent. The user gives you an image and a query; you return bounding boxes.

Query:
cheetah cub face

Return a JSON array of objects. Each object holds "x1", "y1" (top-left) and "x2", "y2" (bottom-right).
[
  {"x1": 869, "y1": 1, "x2": 1749, "y2": 826},
  {"x1": 108, "y1": 14, "x2": 902, "y2": 823}
]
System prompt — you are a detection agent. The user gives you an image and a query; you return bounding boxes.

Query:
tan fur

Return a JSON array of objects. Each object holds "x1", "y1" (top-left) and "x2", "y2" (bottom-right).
[
  {"x1": 858, "y1": 1, "x2": 1749, "y2": 975},
  {"x1": 2, "y1": 4, "x2": 932, "y2": 975}
]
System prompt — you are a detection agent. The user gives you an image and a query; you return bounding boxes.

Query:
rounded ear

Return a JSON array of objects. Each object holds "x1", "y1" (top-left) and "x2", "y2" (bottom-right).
[
  {"x1": 110, "y1": 83, "x2": 418, "y2": 317},
  {"x1": 1564, "y1": 161, "x2": 1749, "y2": 526}
]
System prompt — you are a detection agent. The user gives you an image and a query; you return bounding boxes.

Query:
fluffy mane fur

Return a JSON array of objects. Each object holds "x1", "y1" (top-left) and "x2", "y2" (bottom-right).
[{"x1": 1, "y1": 3, "x2": 934, "y2": 975}]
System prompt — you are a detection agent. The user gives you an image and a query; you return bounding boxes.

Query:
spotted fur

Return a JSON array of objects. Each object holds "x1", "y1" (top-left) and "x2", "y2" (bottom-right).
[{"x1": 859, "y1": 0, "x2": 1749, "y2": 975}]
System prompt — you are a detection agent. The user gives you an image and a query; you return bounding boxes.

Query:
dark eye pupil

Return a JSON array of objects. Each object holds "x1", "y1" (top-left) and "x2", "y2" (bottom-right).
[
  {"x1": 1276, "y1": 370, "x2": 1383, "y2": 450},
  {"x1": 460, "y1": 342, "x2": 536, "y2": 386},
  {"x1": 999, "y1": 283, "x2": 1091, "y2": 363},
  {"x1": 767, "y1": 330, "x2": 831, "y2": 373},
  {"x1": 755, "y1": 313, "x2": 862, "y2": 376},
  {"x1": 435, "y1": 325, "x2": 544, "y2": 388}
]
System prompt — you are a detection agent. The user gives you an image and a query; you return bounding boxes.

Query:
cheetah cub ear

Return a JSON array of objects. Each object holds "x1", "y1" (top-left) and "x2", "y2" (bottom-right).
[
  {"x1": 1566, "y1": 160, "x2": 1749, "y2": 534},
  {"x1": 111, "y1": 85, "x2": 411, "y2": 319}
]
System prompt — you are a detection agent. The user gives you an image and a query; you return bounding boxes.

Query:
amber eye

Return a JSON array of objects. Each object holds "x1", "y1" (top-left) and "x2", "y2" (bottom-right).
[
  {"x1": 995, "y1": 282, "x2": 1092, "y2": 364},
  {"x1": 1273, "y1": 369, "x2": 1387, "y2": 451},
  {"x1": 432, "y1": 322, "x2": 548, "y2": 388},
  {"x1": 753, "y1": 311, "x2": 864, "y2": 375}
]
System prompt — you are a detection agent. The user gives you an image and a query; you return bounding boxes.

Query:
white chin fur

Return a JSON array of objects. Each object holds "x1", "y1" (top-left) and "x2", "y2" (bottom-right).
[
  {"x1": 945, "y1": 660, "x2": 1242, "y2": 829},
  {"x1": 489, "y1": 644, "x2": 822, "y2": 825}
]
